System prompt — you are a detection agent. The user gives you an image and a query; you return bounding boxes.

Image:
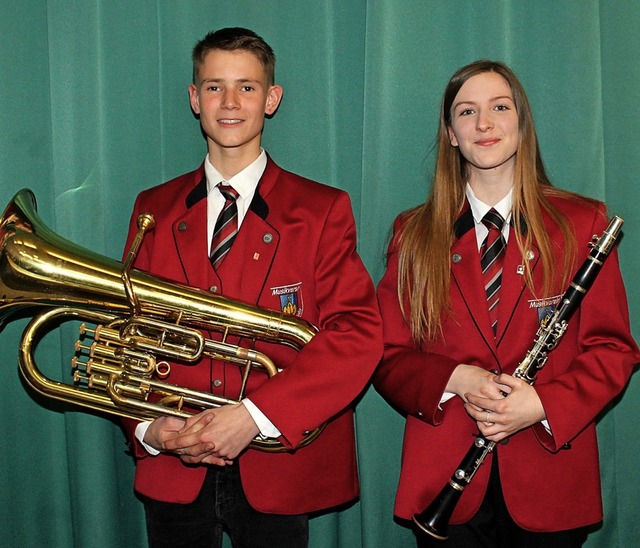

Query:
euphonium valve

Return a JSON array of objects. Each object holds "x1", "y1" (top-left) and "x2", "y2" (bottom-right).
[{"x1": 0, "y1": 189, "x2": 324, "y2": 452}]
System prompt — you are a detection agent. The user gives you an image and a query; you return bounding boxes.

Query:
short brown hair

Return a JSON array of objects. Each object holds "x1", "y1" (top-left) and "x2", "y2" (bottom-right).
[{"x1": 192, "y1": 27, "x2": 276, "y2": 85}]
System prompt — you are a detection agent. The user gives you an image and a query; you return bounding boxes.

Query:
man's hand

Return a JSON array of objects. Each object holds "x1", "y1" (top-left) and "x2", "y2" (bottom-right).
[
  {"x1": 162, "y1": 403, "x2": 261, "y2": 466},
  {"x1": 142, "y1": 416, "x2": 187, "y2": 452}
]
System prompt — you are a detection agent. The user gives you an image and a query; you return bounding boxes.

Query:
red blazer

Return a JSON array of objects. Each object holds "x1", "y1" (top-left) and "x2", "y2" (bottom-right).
[
  {"x1": 122, "y1": 156, "x2": 382, "y2": 514},
  {"x1": 374, "y1": 195, "x2": 639, "y2": 532}
]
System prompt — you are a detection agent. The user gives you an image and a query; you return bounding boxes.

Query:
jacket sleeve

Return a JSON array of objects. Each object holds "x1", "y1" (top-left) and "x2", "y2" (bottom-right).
[
  {"x1": 246, "y1": 191, "x2": 383, "y2": 448},
  {"x1": 373, "y1": 217, "x2": 460, "y2": 426},
  {"x1": 532, "y1": 205, "x2": 640, "y2": 451}
]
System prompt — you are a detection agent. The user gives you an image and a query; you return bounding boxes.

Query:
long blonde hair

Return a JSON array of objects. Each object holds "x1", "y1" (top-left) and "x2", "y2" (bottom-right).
[{"x1": 397, "y1": 60, "x2": 584, "y2": 345}]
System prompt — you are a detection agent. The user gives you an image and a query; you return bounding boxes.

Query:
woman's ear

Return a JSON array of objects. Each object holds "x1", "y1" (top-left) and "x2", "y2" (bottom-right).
[{"x1": 448, "y1": 126, "x2": 459, "y2": 147}]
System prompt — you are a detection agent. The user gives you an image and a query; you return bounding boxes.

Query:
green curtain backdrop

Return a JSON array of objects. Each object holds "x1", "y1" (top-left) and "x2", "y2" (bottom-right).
[{"x1": 1, "y1": 1, "x2": 639, "y2": 546}]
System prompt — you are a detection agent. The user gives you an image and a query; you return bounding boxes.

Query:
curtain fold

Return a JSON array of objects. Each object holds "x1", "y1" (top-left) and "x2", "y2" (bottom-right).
[{"x1": 2, "y1": 2, "x2": 638, "y2": 546}]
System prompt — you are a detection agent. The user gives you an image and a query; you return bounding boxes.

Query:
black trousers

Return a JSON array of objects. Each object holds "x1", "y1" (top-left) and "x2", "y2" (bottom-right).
[
  {"x1": 142, "y1": 464, "x2": 309, "y2": 548},
  {"x1": 415, "y1": 453, "x2": 589, "y2": 548}
]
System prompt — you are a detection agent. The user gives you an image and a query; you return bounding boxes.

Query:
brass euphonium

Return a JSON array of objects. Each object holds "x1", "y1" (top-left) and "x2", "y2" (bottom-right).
[{"x1": 0, "y1": 188, "x2": 322, "y2": 452}]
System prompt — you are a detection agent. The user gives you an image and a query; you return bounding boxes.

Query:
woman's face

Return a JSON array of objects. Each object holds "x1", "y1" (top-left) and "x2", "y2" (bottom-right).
[{"x1": 447, "y1": 71, "x2": 519, "y2": 184}]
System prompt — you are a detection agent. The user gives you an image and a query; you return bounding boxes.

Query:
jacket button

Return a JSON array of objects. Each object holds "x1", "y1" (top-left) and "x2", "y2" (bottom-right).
[
  {"x1": 209, "y1": 285, "x2": 218, "y2": 293},
  {"x1": 213, "y1": 379, "x2": 222, "y2": 387},
  {"x1": 452, "y1": 253, "x2": 462, "y2": 263},
  {"x1": 178, "y1": 222, "x2": 187, "y2": 231},
  {"x1": 263, "y1": 233, "x2": 273, "y2": 244}
]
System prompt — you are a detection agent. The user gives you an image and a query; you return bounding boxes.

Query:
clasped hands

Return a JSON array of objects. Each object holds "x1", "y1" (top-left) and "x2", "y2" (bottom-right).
[
  {"x1": 448, "y1": 364, "x2": 546, "y2": 443},
  {"x1": 143, "y1": 402, "x2": 260, "y2": 466}
]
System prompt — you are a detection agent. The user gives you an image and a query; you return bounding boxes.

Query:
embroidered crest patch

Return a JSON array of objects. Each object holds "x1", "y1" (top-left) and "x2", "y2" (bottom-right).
[
  {"x1": 271, "y1": 282, "x2": 304, "y2": 317},
  {"x1": 528, "y1": 294, "x2": 562, "y2": 325}
]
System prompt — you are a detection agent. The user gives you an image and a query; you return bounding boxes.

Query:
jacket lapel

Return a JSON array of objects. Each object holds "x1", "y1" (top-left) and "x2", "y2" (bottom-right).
[
  {"x1": 495, "y1": 236, "x2": 539, "y2": 344},
  {"x1": 450, "y1": 205, "x2": 542, "y2": 353},
  {"x1": 214, "y1": 158, "x2": 281, "y2": 304},
  {"x1": 217, "y1": 211, "x2": 279, "y2": 303},
  {"x1": 451, "y1": 207, "x2": 497, "y2": 349},
  {"x1": 172, "y1": 173, "x2": 215, "y2": 291}
]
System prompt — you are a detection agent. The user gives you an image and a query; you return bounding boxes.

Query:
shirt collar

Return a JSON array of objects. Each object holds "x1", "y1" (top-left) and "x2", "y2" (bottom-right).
[
  {"x1": 466, "y1": 183, "x2": 513, "y2": 225},
  {"x1": 205, "y1": 149, "x2": 267, "y2": 200}
]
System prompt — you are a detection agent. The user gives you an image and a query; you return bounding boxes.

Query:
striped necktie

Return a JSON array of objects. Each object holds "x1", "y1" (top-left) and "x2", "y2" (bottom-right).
[
  {"x1": 480, "y1": 208, "x2": 506, "y2": 336},
  {"x1": 209, "y1": 184, "x2": 239, "y2": 270}
]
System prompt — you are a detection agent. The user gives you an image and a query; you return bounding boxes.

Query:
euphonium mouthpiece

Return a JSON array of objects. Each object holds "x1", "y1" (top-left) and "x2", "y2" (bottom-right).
[{"x1": 137, "y1": 213, "x2": 155, "y2": 232}]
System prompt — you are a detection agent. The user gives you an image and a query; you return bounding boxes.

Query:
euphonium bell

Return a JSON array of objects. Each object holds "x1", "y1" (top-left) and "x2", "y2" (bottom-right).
[{"x1": 0, "y1": 189, "x2": 322, "y2": 452}]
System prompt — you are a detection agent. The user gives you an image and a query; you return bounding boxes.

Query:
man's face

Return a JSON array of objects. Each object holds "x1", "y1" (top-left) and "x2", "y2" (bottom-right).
[{"x1": 189, "y1": 49, "x2": 282, "y2": 161}]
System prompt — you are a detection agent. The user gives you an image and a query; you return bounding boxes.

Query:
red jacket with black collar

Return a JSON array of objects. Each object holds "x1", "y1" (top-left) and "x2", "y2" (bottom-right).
[
  {"x1": 374, "y1": 195, "x2": 639, "y2": 532},
  {"x1": 122, "y1": 156, "x2": 382, "y2": 514}
]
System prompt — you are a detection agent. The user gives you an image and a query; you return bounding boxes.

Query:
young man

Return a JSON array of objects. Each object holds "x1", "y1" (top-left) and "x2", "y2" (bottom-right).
[{"x1": 122, "y1": 28, "x2": 382, "y2": 548}]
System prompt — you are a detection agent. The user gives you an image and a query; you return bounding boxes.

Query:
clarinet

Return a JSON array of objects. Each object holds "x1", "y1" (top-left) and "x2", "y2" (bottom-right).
[{"x1": 413, "y1": 215, "x2": 624, "y2": 540}]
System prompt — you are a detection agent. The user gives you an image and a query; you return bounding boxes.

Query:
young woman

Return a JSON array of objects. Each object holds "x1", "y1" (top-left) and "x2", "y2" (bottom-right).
[{"x1": 374, "y1": 60, "x2": 639, "y2": 547}]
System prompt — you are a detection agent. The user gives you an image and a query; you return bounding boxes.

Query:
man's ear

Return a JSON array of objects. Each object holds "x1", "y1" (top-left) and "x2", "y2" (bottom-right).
[
  {"x1": 188, "y1": 83, "x2": 200, "y2": 115},
  {"x1": 265, "y1": 85, "x2": 283, "y2": 116}
]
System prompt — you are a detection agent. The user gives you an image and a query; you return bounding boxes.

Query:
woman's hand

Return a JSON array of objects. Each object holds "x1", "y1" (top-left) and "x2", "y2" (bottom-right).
[
  {"x1": 464, "y1": 373, "x2": 546, "y2": 442},
  {"x1": 446, "y1": 363, "x2": 511, "y2": 402}
]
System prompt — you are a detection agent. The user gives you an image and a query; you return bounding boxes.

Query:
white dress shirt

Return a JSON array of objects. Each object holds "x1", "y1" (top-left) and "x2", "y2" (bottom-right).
[{"x1": 466, "y1": 183, "x2": 513, "y2": 250}]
